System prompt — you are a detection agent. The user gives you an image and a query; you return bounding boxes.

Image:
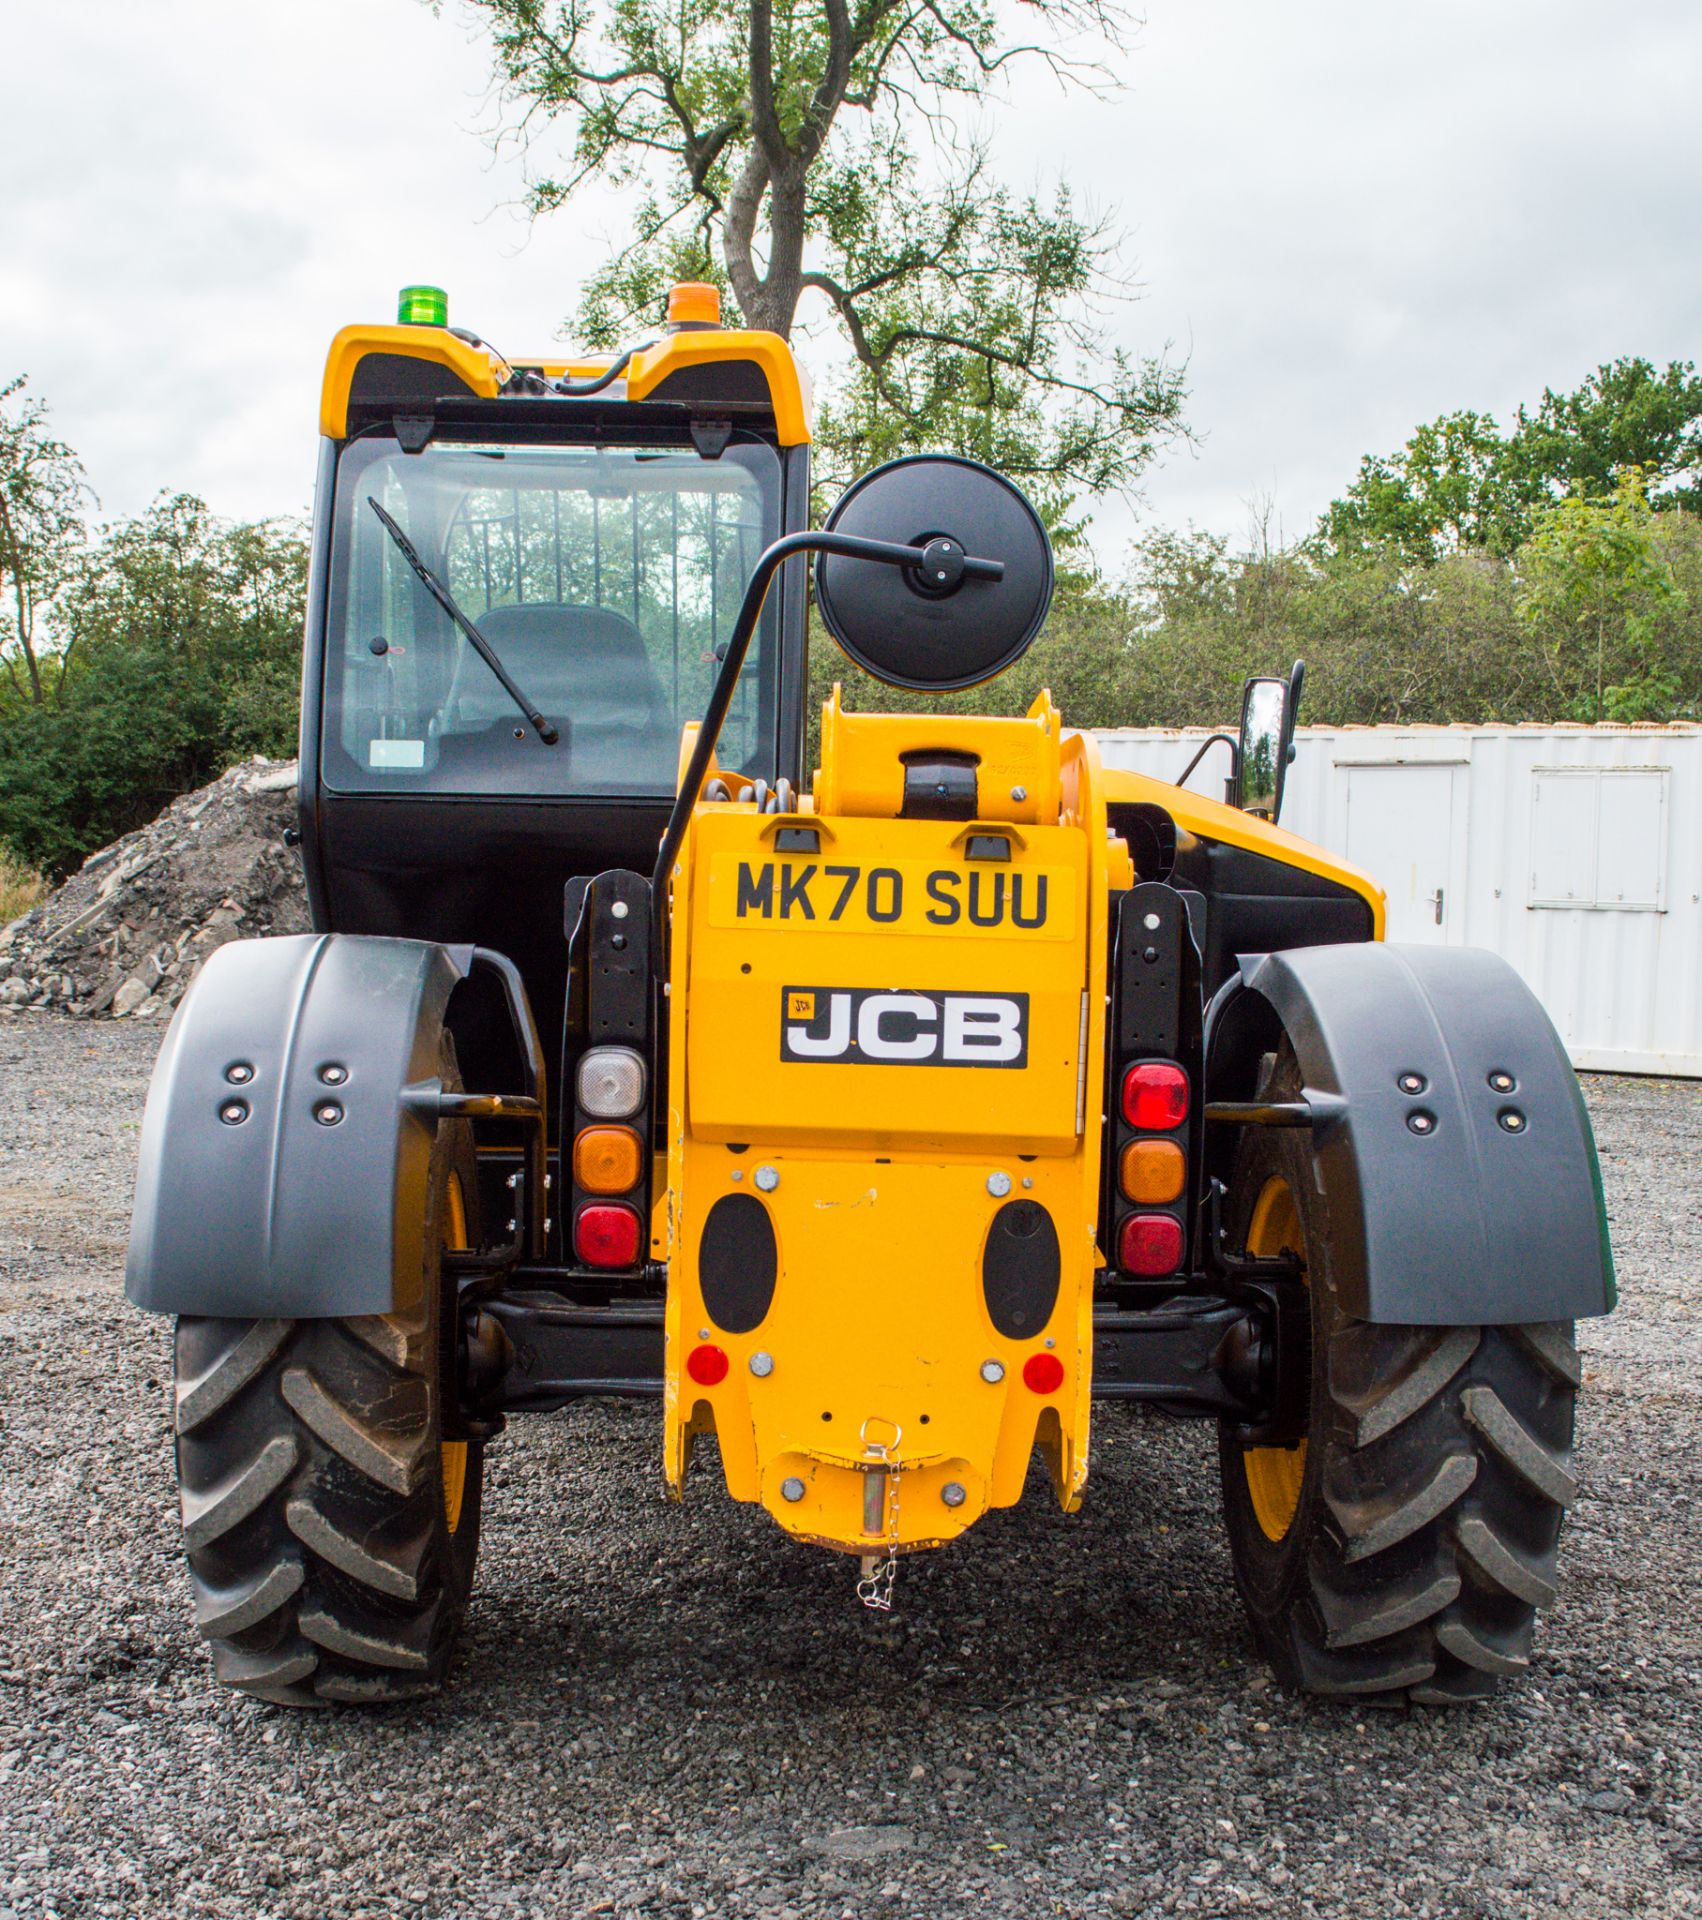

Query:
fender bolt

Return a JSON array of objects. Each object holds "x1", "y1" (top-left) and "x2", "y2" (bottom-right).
[
  {"x1": 219, "y1": 1100, "x2": 249, "y2": 1125},
  {"x1": 1398, "y1": 1071, "x2": 1426, "y2": 1095},
  {"x1": 942, "y1": 1482, "x2": 967, "y2": 1508},
  {"x1": 1406, "y1": 1110, "x2": 1435, "y2": 1135},
  {"x1": 318, "y1": 1063, "x2": 348, "y2": 1086},
  {"x1": 781, "y1": 1477, "x2": 806, "y2": 1503},
  {"x1": 1498, "y1": 1109, "x2": 1527, "y2": 1133},
  {"x1": 1488, "y1": 1070, "x2": 1516, "y2": 1093},
  {"x1": 314, "y1": 1101, "x2": 344, "y2": 1126},
  {"x1": 224, "y1": 1062, "x2": 254, "y2": 1085}
]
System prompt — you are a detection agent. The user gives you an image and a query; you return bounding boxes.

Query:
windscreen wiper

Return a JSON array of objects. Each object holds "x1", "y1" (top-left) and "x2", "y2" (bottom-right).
[{"x1": 367, "y1": 497, "x2": 559, "y2": 746}]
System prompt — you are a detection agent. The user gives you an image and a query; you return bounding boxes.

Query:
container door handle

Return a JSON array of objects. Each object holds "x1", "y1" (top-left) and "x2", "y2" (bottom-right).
[{"x1": 1429, "y1": 887, "x2": 1445, "y2": 925}]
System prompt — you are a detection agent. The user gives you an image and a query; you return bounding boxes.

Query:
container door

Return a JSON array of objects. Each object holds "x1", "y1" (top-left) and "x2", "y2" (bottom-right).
[{"x1": 1343, "y1": 764, "x2": 1458, "y2": 944}]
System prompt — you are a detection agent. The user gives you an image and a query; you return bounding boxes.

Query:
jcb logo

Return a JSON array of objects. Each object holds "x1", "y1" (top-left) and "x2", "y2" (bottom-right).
[{"x1": 780, "y1": 985, "x2": 1029, "y2": 1069}]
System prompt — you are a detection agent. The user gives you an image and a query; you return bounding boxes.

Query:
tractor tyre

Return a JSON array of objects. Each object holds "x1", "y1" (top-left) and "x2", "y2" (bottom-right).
[
  {"x1": 1217, "y1": 1047, "x2": 1579, "y2": 1705},
  {"x1": 170, "y1": 1036, "x2": 484, "y2": 1706}
]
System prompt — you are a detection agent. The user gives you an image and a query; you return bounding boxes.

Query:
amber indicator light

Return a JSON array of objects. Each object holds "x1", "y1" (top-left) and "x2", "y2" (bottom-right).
[
  {"x1": 573, "y1": 1125, "x2": 643, "y2": 1194},
  {"x1": 1120, "y1": 1137, "x2": 1186, "y2": 1205}
]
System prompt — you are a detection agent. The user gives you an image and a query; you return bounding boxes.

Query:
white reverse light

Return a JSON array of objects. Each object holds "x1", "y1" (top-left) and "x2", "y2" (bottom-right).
[{"x1": 577, "y1": 1046, "x2": 646, "y2": 1119}]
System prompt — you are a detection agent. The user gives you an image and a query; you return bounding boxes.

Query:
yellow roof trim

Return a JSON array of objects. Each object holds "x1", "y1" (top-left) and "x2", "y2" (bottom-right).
[
  {"x1": 1101, "y1": 764, "x2": 1386, "y2": 938},
  {"x1": 321, "y1": 323, "x2": 811, "y2": 445},
  {"x1": 624, "y1": 327, "x2": 812, "y2": 445},
  {"x1": 319, "y1": 325, "x2": 505, "y2": 439}
]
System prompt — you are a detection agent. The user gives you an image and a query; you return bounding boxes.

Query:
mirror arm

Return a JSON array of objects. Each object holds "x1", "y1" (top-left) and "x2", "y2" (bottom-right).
[
  {"x1": 1175, "y1": 730, "x2": 1241, "y2": 791},
  {"x1": 649, "y1": 529, "x2": 1003, "y2": 971}
]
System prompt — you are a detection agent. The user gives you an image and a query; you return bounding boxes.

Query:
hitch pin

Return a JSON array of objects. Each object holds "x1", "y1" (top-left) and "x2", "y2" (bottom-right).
[{"x1": 862, "y1": 1462, "x2": 887, "y2": 1537}]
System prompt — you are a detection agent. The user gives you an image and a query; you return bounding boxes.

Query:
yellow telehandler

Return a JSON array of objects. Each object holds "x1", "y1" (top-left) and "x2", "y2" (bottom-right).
[{"x1": 128, "y1": 282, "x2": 1611, "y2": 1707}]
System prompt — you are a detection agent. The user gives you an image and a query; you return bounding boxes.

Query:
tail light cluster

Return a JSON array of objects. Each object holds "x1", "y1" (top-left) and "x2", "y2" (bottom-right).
[
  {"x1": 564, "y1": 872, "x2": 653, "y2": 1273},
  {"x1": 572, "y1": 1048, "x2": 647, "y2": 1267},
  {"x1": 1116, "y1": 1060, "x2": 1189, "y2": 1277}
]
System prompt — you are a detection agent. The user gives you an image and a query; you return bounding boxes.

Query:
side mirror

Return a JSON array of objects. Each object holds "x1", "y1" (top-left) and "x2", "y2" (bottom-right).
[
  {"x1": 814, "y1": 455, "x2": 1054, "y2": 691},
  {"x1": 1237, "y1": 659, "x2": 1305, "y2": 821}
]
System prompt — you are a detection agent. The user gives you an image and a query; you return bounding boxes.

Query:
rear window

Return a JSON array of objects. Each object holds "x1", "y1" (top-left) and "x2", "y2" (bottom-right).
[{"x1": 320, "y1": 432, "x2": 783, "y2": 796}]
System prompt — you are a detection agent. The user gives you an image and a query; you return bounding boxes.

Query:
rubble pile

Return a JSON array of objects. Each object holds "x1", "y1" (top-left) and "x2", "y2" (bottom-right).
[{"x1": 0, "y1": 758, "x2": 309, "y2": 1020}]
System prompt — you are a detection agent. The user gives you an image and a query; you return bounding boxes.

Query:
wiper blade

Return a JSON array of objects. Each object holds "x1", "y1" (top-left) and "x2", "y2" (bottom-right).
[{"x1": 367, "y1": 497, "x2": 559, "y2": 746}]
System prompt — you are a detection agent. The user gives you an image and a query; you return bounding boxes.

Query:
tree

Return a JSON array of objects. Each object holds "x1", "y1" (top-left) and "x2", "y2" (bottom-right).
[
  {"x1": 459, "y1": 0, "x2": 1187, "y2": 515},
  {"x1": 1319, "y1": 359, "x2": 1702, "y2": 561},
  {"x1": 0, "y1": 493, "x2": 307, "y2": 876},
  {"x1": 1505, "y1": 356, "x2": 1702, "y2": 515},
  {"x1": 1320, "y1": 411, "x2": 1521, "y2": 562},
  {"x1": 0, "y1": 377, "x2": 93, "y2": 709},
  {"x1": 1515, "y1": 471, "x2": 1689, "y2": 723}
]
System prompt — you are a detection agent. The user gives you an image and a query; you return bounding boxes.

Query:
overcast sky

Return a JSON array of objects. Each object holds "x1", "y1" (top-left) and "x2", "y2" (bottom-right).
[{"x1": 3, "y1": 0, "x2": 1698, "y2": 565}]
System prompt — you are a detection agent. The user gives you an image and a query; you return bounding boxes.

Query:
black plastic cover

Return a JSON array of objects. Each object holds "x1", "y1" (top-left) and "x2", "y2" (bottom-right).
[
  {"x1": 1229, "y1": 943, "x2": 1615, "y2": 1324},
  {"x1": 126, "y1": 934, "x2": 467, "y2": 1316},
  {"x1": 815, "y1": 455, "x2": 1053, "y2": 690},
  {"x1": 982, "y1": 1200, "x2": 1061, "y2": 1339},
  {"x1": 699, "y1": 1192, "x2": 778, "y2": 1334}
]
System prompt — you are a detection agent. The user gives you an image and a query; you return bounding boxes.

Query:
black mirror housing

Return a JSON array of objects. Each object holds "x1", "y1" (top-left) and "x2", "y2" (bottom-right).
[
  {"x1": 814, "y1": 455, "x2": 1054, "y2": 691},
  {"x1": 1237, "y1": 659, "x2": 1305, "y2": 821}
]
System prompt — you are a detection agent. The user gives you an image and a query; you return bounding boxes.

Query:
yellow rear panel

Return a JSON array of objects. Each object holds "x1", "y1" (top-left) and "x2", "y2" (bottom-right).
[{"x1": 662, "y1": 697, "x2": 1119, "y2": 1556}]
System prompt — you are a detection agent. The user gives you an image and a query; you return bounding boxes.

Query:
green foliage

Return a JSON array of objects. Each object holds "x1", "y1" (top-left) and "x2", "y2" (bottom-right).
[
  {"x1": 0, "y1": 377, "x2": 93, "y2": 708},
  {"x1": 1321, "y1": 358, "x2": 1702, "y2": 562},
  {"x1": 460, "y1": 0, "x2": 1187, "y2": 508},
  {"x1": 0, "y1": 493, "x2": 307, "y2": 878},
  {"x1": 1506, "y1": 357, "x2": 1702, "y2": 515},
  {"x1": 1515, "y1": 472, "x2": 1690, "y2": 723}
]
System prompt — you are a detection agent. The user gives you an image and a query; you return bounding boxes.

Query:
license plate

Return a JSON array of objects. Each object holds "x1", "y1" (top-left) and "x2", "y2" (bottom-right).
[{"x1": 708, "y1": 855, "x2": 1075, "y2": 940}]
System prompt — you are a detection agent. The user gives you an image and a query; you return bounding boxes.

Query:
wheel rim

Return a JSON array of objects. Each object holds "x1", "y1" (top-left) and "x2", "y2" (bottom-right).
[
  {"x1": 1241, "y1": 1174, "x2": 1308, "y2": 1542},
  {"x1": 440, "y1": 1171, "x2": 470, "y2": 1536}
]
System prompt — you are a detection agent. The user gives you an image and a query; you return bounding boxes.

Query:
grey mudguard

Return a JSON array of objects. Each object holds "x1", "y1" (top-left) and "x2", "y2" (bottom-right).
[
  {"x1": 126, "y1": 934, "x2": 469, "y2": 1317},
  {"x1": 1232, "y1": 943, "x2": 1614, "y2": 1325}
]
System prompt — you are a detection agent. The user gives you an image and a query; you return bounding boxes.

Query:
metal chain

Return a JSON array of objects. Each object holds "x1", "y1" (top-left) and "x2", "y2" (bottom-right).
[{"x1": 855, "y1": 1420, "x2": 902, "y2": 1612}]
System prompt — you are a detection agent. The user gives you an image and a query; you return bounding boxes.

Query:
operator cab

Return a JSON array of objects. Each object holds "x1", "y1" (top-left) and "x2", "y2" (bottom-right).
[{"x1": 298, "y1": 283, "x2": 814, "y2": 1102}]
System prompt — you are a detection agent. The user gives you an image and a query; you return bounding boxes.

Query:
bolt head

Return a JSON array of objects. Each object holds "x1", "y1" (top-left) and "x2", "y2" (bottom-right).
[
  {"x1": 1498, "y1": 1108, "x2": 1527, "y2": 1133},
  {"x1": 1011, "y1": 786, "x2": 1028, "y2": 803},
  {"x1": 218, "y1": 1100, "x2": 249, "y2": 1126},
  {"x1": 224, "y1": 1061, "x2": 254, "y2": 1085},
  {"x1": 1489, "y1": 1070, "x2": 1516, "y2": 1093},
  {"x1": 941, "y1": 1481, "x2": 967, "y2": 1508},
  {"x1": 314, "y1": 1101, "x2": 344, "y2": 1127},
  {"x1": 980, "y1": 1359, "x2": 1005, "y2": 1384},
  {"x1": 1406, "y1": 1110, "x2": 1435, "y2": 1135},
  {"x1": 754, "y1": 1164, "x2": 780, "y2": 1192},
  {"x1": 986, "y1": 1171, "x2": 1013, "y2": 1198},
  {"x1": 318, "y1": 1063, "x2": 348, "y2": 1086},
  {"x1": 749, "y1": 1350, "x2": 775, "y2": 1378},
  {"x1": 1398, "y1": 1071, "x2": 1427, "y2": 1095},
  {"x1": 780, "y1": 1476, "x2": 806, "y2": 1503}
]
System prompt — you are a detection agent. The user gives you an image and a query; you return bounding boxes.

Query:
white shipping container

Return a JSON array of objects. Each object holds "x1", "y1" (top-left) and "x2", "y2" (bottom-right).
[{"x1": 1094, "y1": 724, "x2": 1702, "y2": 1078}]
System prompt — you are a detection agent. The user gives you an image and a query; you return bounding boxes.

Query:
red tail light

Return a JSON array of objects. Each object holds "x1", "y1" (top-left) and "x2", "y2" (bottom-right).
[
  {"x1": 575, "y1": 1202, "x2": 641, "y2": 1269},
  {"x1": 1022, "y1": 1352, "x2": 1065, "y2": 1395},
  {"x1": 1119, "y1": 1212, "x2": 1184, "y2": 1276},
  {"x1": 685, "y1": 1343, "x2": 729, "y2": 1386},
  {"x1": 1122, "y1": 1062, "x2": 1189, "y2": 1130}
]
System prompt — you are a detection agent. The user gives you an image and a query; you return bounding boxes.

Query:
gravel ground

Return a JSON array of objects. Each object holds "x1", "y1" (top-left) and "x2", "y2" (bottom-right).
[{"x1": 1, "y1": 1012, "x2": 1699, "y2": 1920}]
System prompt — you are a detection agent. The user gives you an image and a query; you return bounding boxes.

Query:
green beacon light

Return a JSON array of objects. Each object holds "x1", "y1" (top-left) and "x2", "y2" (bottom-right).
[{"x1": 397, "y1": 284, "x2": 448, "y2": 328}]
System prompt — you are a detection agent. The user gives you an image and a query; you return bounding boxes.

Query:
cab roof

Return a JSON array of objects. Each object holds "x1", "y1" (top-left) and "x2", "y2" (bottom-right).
[{"x1": 320, "y1": 316, "x2": 812, "y2": 446}]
